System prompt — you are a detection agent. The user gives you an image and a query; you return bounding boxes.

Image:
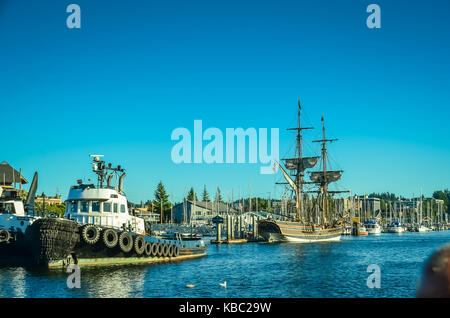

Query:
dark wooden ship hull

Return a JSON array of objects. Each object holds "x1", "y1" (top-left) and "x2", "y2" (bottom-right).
[{"x1": 258, "y1": 219, "x2": 342, "y2": 243}]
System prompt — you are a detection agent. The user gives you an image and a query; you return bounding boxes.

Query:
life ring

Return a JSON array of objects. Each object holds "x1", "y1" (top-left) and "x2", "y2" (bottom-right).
[
  {"x1": 134, "y1": 235, "x2": 146, "y2": 255},
  {"x1": 144, "y1": 242, "x2": 152, "y2": 256},
  {"x1": 102, "y1": 228, "x2": 118, "y2": 248},
  {"x1": 156, "y1": 242, "x2": 163, "y2": 257},
  {"x1": 151, "y1": 242, "x2": 158, "y2": 257},
  {"x1": 118, "y1": 231, "x2": 133, "y2": 253},
  {"x1": 173, "y1": 245, "x2": 180, "y2": 257},
  {"x1": 81, "y1": 225, "x2": 100, "y2": 245},
  {"x1": 0, "y1": 229, "x2": 10, "y2": 243},
  {"x1": 168, "y1": 244, "x2": 174, "y2": 257}
]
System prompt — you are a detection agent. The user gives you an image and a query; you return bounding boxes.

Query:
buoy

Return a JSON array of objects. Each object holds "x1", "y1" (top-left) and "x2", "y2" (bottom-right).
[
  {"x1": 186, "y1": 284, "x2": 195, "y2": 288},
  {"x1": 219, "y1": 281, "x2": 227, "y2": 288}
]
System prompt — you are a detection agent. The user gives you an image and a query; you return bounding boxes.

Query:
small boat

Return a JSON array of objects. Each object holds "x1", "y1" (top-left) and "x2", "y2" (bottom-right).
[
  {"x1": 161, "y1": 232, "x2": 203, "y2": 241},
  {"x1": 364, "y1": 220, "x2": 382, "y2": 235},
  {"x1": 418, "y1": 224, "x2": 431, "y2": 232},
  {"x1": 385, "y1": 222, "x2": 405, "y2": 233},
  {"x1": 359, "y1": 224, "x2": 369, "y2": 236}
]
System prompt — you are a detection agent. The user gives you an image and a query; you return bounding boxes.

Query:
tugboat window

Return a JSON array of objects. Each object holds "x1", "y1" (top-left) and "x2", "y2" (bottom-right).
[
  {"x1": 80, "y1": 201, "x2": 89, "y2": 213},
  {"x1": 113, "y1": 203, "x2": 118, "y2": 213},
  {"x1": 120, "y1": 204, "x2": 126, "y2": 213},
  {"x1": 0, "y1": 203, "x2": 15, "y2": 214},
  {"x1": 92, "y1": 201, "x2": 100, "y2": 212},
  {"x1": 69, "y1": 202, "x2": 77, "y2": 212},
  {"x1": 103, "y1": 202, "x2": 111, "y2": 213}
]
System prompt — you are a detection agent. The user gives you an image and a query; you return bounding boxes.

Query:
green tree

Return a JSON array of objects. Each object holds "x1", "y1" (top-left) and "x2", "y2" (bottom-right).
[
  {"x1": 154, "y1": 181, "x2": 171, "y2": 221},
  {"x1": 202, "y1": 185, "x2": 210, "y2": 202},
  {"x1": 433, "y1": 190, "x2": 449, "y2": 213},
  {"x1": 186, "y1": 187, "x2": 198, "y2": 201},
  {"x1": 34, "y1": 202, "x2": 66, "y2": 217},
  {"x1": 251, "y1": 197, "x2": 268, "y2": 211}
]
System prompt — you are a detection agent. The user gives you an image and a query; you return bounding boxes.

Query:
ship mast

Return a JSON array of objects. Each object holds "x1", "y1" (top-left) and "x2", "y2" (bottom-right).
[
  {"x1": 90, "y1": 155, "x2": 125, "y2": 189},
  {"x1": 285, "y1": 98, "x2": 313, "y2": 222},
  {"x1": 312, "y1": 115, "x2": 339, "y2": 225}
]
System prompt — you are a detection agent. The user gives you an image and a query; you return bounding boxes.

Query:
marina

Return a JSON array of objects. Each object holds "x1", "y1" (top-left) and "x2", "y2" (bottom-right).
[
  {"x1": 1, "y1": 0, "x2": 450, "y2": 303},
  {"x1": 0, "y1": 231, "x2": 449, "y2": 298},
  {"x1": 0, "y1": 103, "x2": 448, "y2": 297}
]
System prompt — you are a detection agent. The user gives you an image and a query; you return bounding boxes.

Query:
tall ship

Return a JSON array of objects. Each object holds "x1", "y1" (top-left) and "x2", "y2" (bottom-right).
[{"x1": 258, "y1": 99, "x2": 346, "y2": 242}]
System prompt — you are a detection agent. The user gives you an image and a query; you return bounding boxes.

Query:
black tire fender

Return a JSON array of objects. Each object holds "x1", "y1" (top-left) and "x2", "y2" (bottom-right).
[
  {"x1": 0, "y1": 229, "x2": 10, "y2": 243},
  {"x1": 173, "y1": 245, "x2": 180, "y2": 257},
  {"x1": 134, "y1": 235, "x2": 146, "y2": 255},
  {"x1": 162, "y1": 243, "x2": 170, "y2": 257},
  {"x1": 81, "y1": 225, "x2": 100, "y2": 245},
  {"x1": 102, "y1": 228, "x2": 118, "y2": 248},
  {"x1": 118, "y1": 231, "x2": 133, "y2": 253},
  {"x1": 151, "y1": 242, "x2": 158, "y2": 257},
  {"x1": 168, "y1": 244, "x2": 174, "y2": 257},
  {"x1": 144, "y1": 242, "x2": 152, "y2": 256},
  {"x1": 156, "y1": 242, "x2": 163, "y2": 257}
]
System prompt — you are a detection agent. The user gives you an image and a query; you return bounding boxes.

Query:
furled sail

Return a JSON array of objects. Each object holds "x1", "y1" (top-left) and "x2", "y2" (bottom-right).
[
  {"x1": 277, "y1": 161, "x2": 298, "y2": 192},
  {"x1": 283, "y1": 157, "x2": 319, "y2": 171},
  {"x1": 309, "y1": 171, "x2": 342, "y2": 184}
]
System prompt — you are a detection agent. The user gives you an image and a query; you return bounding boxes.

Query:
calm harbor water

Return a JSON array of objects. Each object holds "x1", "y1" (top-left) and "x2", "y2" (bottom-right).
[{"x1": 0, "y1": 231, "x2": 449, "y2": 298}]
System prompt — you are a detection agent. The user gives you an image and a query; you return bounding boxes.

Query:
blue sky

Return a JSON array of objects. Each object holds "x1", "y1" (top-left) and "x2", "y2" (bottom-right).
[{"x1": 1, "y1": 0, "x2": 449, "y2": 203}]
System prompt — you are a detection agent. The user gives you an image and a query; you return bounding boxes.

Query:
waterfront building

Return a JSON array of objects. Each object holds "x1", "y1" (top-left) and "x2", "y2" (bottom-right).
[
  {"x1": 172, "y1": 200, "x2": 238, "y2": 225},
  {"x1": 0, "y1": 161, "x2": 28, "y2": 188},
  {"x1": 34, "y1": 194, "x2": 62, "y2": 205},
  {"x1": 356, "y1": 195, "x2": 381, "y2": 217},
  {"x1": 134, "y1": 208, "x2": 160, "y2": 223}
]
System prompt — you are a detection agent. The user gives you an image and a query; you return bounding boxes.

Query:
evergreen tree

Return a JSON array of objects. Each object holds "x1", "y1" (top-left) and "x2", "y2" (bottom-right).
[
  {"x1": 154, "y1": 181, "x2": 171, "y2": 220},
  {"x1": 202, "y1": 185, "x2": 210, "y2": 202},
  {"x1": 186, "y1": 187, "x2": 198, "y2": 201},
  {"x1": 433, "y1": 190, "x2": 449, "y2": 213}
]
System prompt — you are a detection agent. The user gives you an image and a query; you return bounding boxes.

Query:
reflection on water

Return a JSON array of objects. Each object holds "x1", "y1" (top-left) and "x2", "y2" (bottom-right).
[
  {"x1": 0, "y1": 231, "x2": 449, "y2": 298},
  {"x1": 0, "y1": 267, "x2": 26, "y2": 297}
]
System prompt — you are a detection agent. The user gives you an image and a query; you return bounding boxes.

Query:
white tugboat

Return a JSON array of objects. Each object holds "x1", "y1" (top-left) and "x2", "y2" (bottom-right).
[
  {"x1": 64, "y1": 155, "x2": 146, "y2": 235},
  {"x1": 5, "y1": 156, "x2": 207, "y2": 268}
]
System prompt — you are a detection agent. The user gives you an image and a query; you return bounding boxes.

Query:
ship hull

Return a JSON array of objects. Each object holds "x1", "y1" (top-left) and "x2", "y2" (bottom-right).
[
  {"x1": 258, "y1": 220, "x2": 342, "y2": 243},
  {"x1": 0, "y1": 218, "x2": 207, "y2": 268}
]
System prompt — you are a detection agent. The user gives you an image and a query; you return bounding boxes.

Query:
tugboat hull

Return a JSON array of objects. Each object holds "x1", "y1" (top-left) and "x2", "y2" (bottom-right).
[{"x1": 0, "y1": 218, "x2": 207, "y2": 268}]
